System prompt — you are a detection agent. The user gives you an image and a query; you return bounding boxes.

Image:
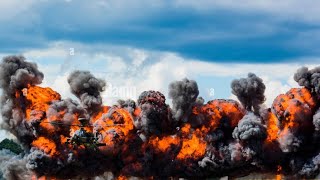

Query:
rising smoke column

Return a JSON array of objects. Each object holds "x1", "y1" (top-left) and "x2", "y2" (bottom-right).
[
  {"x1": 169, "y1": 78, "x2": 199, "y2": 122},
  {"x1": 0, "y1": 56, "x2": 44, "y2": 144},
  {"x1": 231, "y1": 73, "x2": 266, "y2": 113},
  {"x1": 135, "y1": 90, "x2": 172, "y2": 138},
  {"x1": 294, "y1": 66, "x2": 320, "y2": 95},
  {"x1": 230, "y1": 73, "x2": 267, "y2": 168},
  {"x1": 68, "y1": 70, "x2": 106, "y2": 114}
]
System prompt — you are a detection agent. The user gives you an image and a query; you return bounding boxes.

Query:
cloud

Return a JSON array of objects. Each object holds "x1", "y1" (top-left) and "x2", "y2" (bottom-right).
[
  {"x1": 0, "y1": 42, "x2": 318, "y2": 140},
  {"x1": 174, "y1": 0, "x2": 320, "y2": 24},
  {"x1": 0, "y1": 0, "x2": 36, "y2": 21},
  {"x1": 0, "y1": 1, "x2": 320, "y2": 62},
  {"x1": 13, "y1": 42, "x2": 317, "y2": 106}
]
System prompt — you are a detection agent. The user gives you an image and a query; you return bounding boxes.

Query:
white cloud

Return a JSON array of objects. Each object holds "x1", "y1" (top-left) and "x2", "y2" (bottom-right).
[
  {"x1": 20, "y1": 43, "x2": 317, "y2": 105},
  {"x1": 1, "y1": 42, "x2": 319, "y2": 139},
  {"x1": 0, "y1": 0, "x2": 36, "y2": 21},
  {"x1": 130, "y1": 49, "x2": 148, "y2": 67},
  {"x1": 261, "y1": 76, "x2": 293, "y2": 106}
]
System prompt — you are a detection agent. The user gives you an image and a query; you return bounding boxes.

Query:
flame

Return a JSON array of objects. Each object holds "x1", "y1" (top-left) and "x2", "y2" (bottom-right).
[
  {"x1": 276, "y1": 165, "x2": 282, "y2": 180},
  {"x1": 266, "y1": 112, "x2": 279, "y2": 142},
  {"x1": 176, "y1": 132, "x2": 206, "y2": 160},
  {"x1": 14, "y1": 77, "x2": 317, "y2": 178},
  {"x1": 117, "y1": 175, "x2": 128, "y2": 180},
  {"x1": 149, "y1": 123, "x2": 206, "y2": 161},
  {"x1": 32, "y1": 137, "x2": 58, "y2": 157},
  {"x1": 193, "y1": 99, "x2": 245, "y2": 133},
  {"x1": 272, "y1": 88, "x2": 315, "y2": 140},
  {"x1": 31, "y1": 175, "x2": 57, "y2": 180},
  {"x1": 176, "y1": 124, "x2": 206, "y2": 160},
  {"x1": 93, "y1": 108, "x2": 135, "y2": 152},
  {"x1": 21, "y1": 85, "x2": 61, "y2": 120},
  {"x1": 149, "y1": 136, "x2": 180, "y2": 153},
  {"x1": 91, "y1": 106, "x2": 110, "y2": 123}
]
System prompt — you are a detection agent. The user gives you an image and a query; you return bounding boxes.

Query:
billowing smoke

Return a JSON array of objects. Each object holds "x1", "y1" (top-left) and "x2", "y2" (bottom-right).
[
  {"x1": 68, "y1": 70, "x2": 106, "y2": 113},
  {"x1": 169, "y1": 78, "x2": 199, "y2": 122},
  {"x1": 231, "y1": 73, "x2": 266, "y2": 113},
  {"x1": 0, "y1": 149, "x2": 30, "y2": 180},
  {"x1": 233, "y1": 113, "x2": 267, "y2": 141},
  {"x1": 2, "y1": 56, "x2": 320, "y2": 179},
  {"x1": 135, "y1": 90, "x2": 172, "y2": 138},
  {"x1": 0, "y1": 55, "x2": 44, "y2": 141},
  {"x1": 313, "y1": 109, "x2": 320, "y2": 131},
  {"x1": 300, "y1": 153, "x2": 320, "y2": 177},
  {"x1": 294, "y1": 66, "x2": 320, "y2": 94},
  {"x1": 116, "y1": 99, "x2": 136, "y2": 114}
]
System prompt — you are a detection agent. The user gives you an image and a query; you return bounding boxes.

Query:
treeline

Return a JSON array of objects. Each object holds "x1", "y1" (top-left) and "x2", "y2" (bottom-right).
[{"x1": 0, "y1": 138, "x2": 22, "y2": 154}]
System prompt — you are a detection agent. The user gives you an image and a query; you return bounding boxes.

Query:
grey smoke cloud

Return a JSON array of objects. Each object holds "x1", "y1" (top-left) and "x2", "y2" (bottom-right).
[
  {"x1": 231, "y1": 73, "x2": 266, "y2": 113},
  {"x1": 136, "y1": 90, "x2": 172, "y2": 136},
  {"x1": 232, "y1": 113, "x2": 267, "y2": 141},
  {"x1": 68, "y1": 70, "x2": 106, "y2": 113},
  {"x1": 0, "y1": 149, "x2": 30, "y2": 180},
  {"x1": 169, "y1": 78, "x2": 199, "y2": 122},
  {"x1": 0, "y1": 56, "x2": 44, "y2": 138},
  {"x1": 294, "y1": 66, "x2": 320, "y2": 94}
]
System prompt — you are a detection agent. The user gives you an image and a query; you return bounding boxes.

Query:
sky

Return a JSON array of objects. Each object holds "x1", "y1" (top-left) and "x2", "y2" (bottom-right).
[{"x1": 1, "y1": 0, "x2": 320, "y2": 140}]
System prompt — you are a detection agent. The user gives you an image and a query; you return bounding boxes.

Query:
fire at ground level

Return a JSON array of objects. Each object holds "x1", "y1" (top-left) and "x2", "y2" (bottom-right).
[{"x1": 1, "y1": 56, "x2": 320, "y2": 179}]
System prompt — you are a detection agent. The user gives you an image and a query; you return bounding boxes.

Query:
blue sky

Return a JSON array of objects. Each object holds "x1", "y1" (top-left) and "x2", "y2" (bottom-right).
[
  {"x1": 2, "y1": 0, "x2": 320, "y2": 140},
  {"x1": 0, "y1": 0, "x2": 320, "y2": 107},
  {"x1": 2, "y1": 0, "x2": 320, "y2": 62},
  {"x1": 0, "y1": 0, "x2": 320, "y2": 109}
]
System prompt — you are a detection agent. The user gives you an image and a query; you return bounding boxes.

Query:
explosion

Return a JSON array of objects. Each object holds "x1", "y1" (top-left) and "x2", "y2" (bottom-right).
[{"x1": 1, "y1": 56, "x2": 320, "y2": 179}]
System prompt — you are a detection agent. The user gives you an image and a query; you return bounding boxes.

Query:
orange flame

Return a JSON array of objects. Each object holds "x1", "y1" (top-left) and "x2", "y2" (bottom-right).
[
  {"x1": 94, "y1": 108, "x2": 135, "y2": 152},
  {"x1": 22, "y1": 85, "x2": 61, "y2": 120},
  {"x1": 32, "y1": 137, "x2": 58, "y2": 157},
  {"x1": 276, "y1": 165, "x2": 282, "y2": 180},
  {"x1": 272, "y1": 88, "x2": 316, "y2": 141},
  {"x1": 149, "y1": 136, "x2": 180, "y2": 153},
  {"x1": 193, "y1": 100, "x2": 245, "y2": 134},
  {"x1": 176, "y1": 132, "x2": 206, "y2": 160},
  {"x1": 266, "y1": 112, "x2": 279, "y2": 142}
]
